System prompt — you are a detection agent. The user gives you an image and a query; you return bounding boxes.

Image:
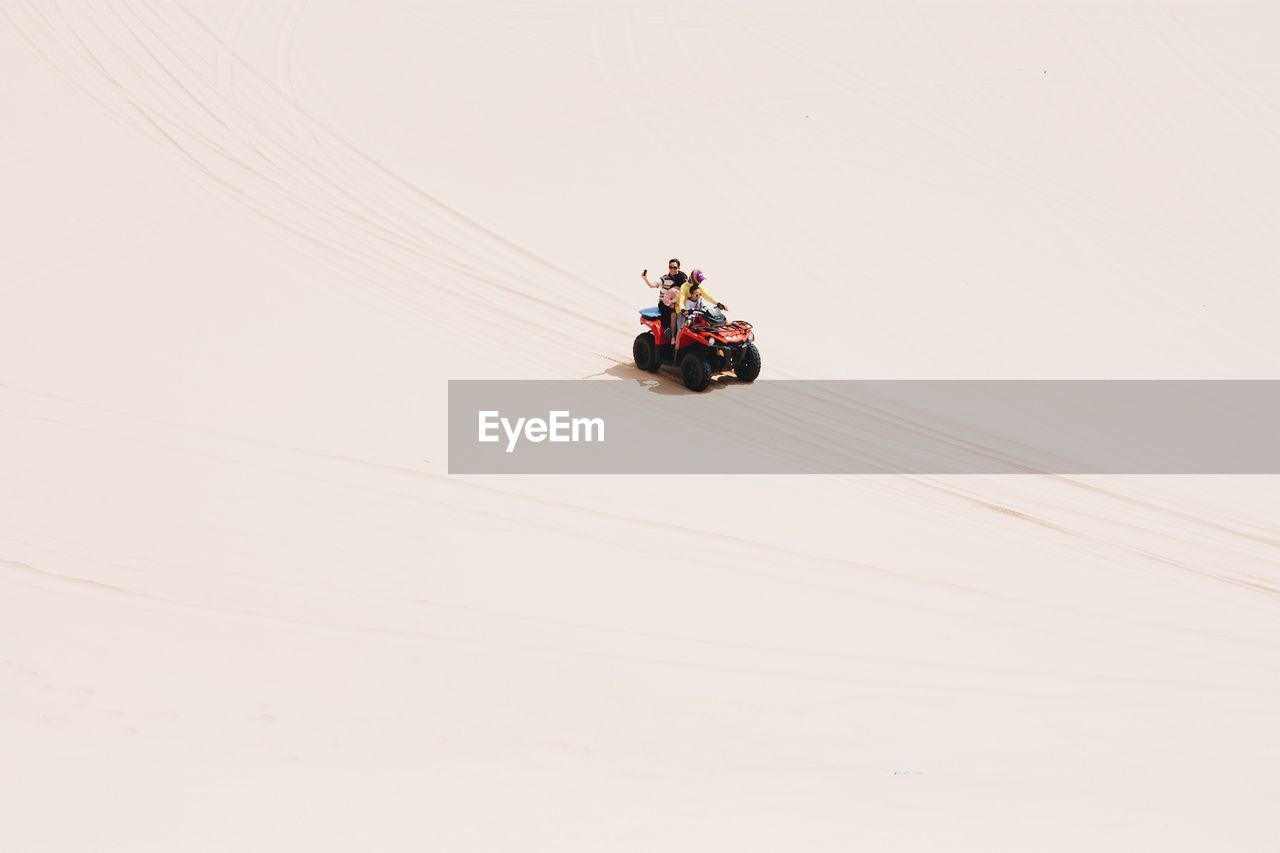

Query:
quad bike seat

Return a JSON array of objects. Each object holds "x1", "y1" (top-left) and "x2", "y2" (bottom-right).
[{"x1": 639, "y1": 306, "x2": 662, "y2": 320}]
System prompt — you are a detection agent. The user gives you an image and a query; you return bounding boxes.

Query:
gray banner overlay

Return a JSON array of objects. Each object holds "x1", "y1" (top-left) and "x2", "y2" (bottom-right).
[{"x1": 448, "y1": 380, "x2": 1280, "y2": 474}]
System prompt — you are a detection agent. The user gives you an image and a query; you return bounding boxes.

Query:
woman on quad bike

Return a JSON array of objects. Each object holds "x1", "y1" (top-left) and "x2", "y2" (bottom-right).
[
  {"x1": 641, "y1": 259, "x2": 686, "y2": 346},
  {"x1": 674, "y1": 270, "x2": 726, "y2": 347}
]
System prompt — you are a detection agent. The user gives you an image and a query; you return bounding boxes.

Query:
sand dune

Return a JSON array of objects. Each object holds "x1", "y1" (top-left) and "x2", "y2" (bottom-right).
[{"x1": 3, "y1": 1, "x2": 1278, "y2": 850}]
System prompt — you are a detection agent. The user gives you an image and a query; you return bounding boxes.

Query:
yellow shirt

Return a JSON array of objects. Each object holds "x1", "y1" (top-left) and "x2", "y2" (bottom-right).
[{"x1": 677, "y1": 281, "x2": 717, "y2": 312}]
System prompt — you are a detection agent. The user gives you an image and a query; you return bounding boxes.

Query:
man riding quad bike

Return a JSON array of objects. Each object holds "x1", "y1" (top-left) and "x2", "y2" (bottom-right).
[{"x1": 632, "y1": 302, "x2": 761, "y2": 391}]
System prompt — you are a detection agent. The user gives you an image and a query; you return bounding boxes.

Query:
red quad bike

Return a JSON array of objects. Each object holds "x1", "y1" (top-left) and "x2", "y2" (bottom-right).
[{"x1": 633, "y1": 305, "x2": 761, "y2": 391}]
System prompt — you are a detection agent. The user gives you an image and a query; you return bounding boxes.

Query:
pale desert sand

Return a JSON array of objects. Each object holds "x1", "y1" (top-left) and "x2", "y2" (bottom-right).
[{"x1": 2, "y1": 1, "x2": 1279, "y2": 850}]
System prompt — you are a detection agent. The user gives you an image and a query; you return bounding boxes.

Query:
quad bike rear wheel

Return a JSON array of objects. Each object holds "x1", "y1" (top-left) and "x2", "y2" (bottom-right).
[
  {"x1": 680, "y1": 352, "x2": 713, "y2": 392},
  {"x1": 734, "y1": 342, "x2": 762, "y2": 382},
  {"x1": 633, "y1": 333, "x2": 659, "y2": 372}
]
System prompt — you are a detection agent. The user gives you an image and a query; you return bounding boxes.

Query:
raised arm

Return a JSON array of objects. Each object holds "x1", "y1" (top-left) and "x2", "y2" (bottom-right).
[{"x1": 641, "y1": 269, "x2": 658, "y2": 288}]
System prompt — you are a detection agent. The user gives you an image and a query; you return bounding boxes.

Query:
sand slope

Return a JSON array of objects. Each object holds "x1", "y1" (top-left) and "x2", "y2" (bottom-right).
[{"x1": 2, "y1": 1, "x2": 1279, "y2": 850}]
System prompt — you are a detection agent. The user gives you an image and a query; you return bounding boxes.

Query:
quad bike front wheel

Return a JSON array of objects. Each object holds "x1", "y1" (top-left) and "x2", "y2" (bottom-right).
[
  {"x1": 680, "y1": 352, "x2": 713, "y2": 392},
  {"x1": 633, "y1": 333, "x2": 659, "y2": 373},
  {"x1": 734, "y1": 343, "x2": 762, "y2": 382}
]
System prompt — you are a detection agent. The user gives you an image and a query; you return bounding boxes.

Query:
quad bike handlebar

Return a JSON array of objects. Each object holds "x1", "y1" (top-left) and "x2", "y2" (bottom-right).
[{"x1": 687, "y1": 307, "x2": 728, "y2": 328}]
